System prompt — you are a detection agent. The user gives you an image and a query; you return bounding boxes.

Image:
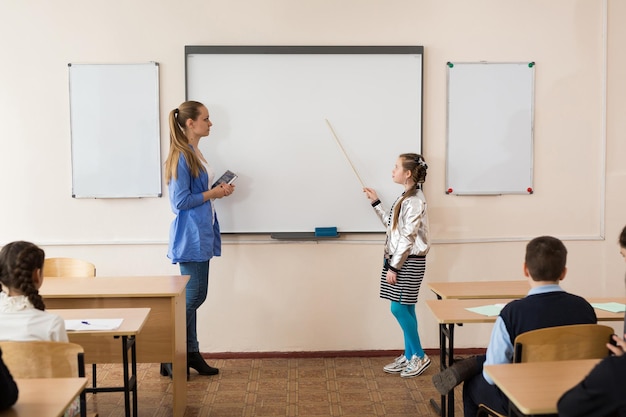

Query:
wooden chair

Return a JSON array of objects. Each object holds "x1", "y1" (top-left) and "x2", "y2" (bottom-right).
[
  {"x1": 42, "y1": 257, "x2": 100, "y2": 389},
  {"x1": 0, "y1": 341, "x2": 91, "y2": 417},
  {"x1": 477, "y1": 324, "x2": 614, "y2": 417},
  {"x1": 43, "y1": 257, "x2": 96, "y2": 278}
]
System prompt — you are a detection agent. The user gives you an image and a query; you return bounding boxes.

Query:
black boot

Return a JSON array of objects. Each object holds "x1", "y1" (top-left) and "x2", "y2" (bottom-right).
[
  {"x1": 187, "y1": 352, "x2": 219, "y2": 376},
  {"x1": 431, "y1": 356, "x2": 482, "y2": 395},
  {"x1": 160, "y1": 363, "x2": 173, "y2": 378}
]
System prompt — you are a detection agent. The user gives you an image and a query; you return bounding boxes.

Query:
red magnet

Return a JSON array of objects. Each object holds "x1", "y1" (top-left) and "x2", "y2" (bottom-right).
[
  {"x1": 447, "y1": 188, "x2": 453, "y2": 194},
  {"x1": 527, "y1": 187, "x2": 533, "y2": 194}
]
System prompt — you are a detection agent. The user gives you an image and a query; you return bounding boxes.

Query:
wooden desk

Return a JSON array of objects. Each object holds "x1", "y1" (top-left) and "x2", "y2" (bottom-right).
[
  {"x1": 426, "y1": 297, "x2": 625, "y2": 417},
  {"x1": 0, "y1": 377, "x2": 87, "y2": 417},
  {"x1": 41, "y1": 276, "x2": 188, "y2": 417},
  {"x1": 51, "y1": 308, "x2": 151, "y2": 417},
  {"x1": 484, "y1": 359, "x2": 600, "y2": 416},
  {"x1": 428, "y1": 280, "x2": 529, "y2": 300}
]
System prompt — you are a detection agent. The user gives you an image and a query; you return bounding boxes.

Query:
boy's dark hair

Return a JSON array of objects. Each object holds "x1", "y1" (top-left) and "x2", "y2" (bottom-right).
[
  {"x1": 0, "y1": 241, "x2": 46, "y2": 310},
  {"x1": 619, "y1": 225, "x2": 626, "y2": 249},
  {"x1": 525, "y1": 236, "x2": 567, "y2": 281}
]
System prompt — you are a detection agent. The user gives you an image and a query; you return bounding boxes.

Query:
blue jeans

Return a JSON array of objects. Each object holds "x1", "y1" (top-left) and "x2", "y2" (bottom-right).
[{"x1": 179, "y1": 261, "x2": 210, "y2": 353}]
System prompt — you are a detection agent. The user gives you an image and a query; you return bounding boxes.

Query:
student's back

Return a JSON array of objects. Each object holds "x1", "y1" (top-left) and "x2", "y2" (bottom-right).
[
  {"x1": 500, "y1": 290, "x2": 597, "y2": 341},
  {"x1": 0, "y1": 292, "x2": 67, "y2": 342}
]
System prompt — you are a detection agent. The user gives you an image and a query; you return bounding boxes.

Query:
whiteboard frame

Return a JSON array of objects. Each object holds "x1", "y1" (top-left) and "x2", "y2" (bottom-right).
[
  {"x1": 185, "y1": 45, "x2": 424, "y2": 234},
  {"x1": 445, "y1": 62, "x2": 535, "y2": 195},
  {"x1": 69, "y1": 62, "x2": 162, "y2": 198}
]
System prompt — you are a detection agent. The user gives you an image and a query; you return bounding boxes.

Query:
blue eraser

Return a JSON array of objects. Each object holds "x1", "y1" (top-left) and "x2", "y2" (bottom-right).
[{"x1": 315, "y1": 227, "x2": 338, "y2": 237}]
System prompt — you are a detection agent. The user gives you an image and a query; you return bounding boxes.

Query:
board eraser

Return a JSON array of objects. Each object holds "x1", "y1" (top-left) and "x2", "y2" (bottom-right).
[{"x1": 315, "y1": 227, "x2": 338, "y2": 237}]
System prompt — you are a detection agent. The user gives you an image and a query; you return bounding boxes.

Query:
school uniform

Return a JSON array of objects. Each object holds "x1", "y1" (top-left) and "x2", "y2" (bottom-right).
[{"x1": 463, "y1": 287, "x2": 598, "y2": 417}]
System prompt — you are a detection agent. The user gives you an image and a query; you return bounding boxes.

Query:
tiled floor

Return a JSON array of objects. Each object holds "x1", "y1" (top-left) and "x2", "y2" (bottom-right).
[{"x1": 85, "y1": 355, "x2": 464, "y2": 417}]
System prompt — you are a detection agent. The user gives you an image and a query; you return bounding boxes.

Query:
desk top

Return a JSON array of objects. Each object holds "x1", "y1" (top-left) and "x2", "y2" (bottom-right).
[
  {"x1": 484, "y1": 359, "x2": 599, "y2": 415},
  {"x1": 428, "y1": 280, "x2": 529, "y2": 299},
  {"x1": 40, "y1": 275, "x2": 189, "y2": 298},
  {"x1": 50, "y1": 307, "x2": 151, "y2": 336},
  {"x1": 0, "y1": 377, "x2": 87, "y2": 417},
  {"x1": 426, "y1": 297, "x2": 626, "y2": 324}
]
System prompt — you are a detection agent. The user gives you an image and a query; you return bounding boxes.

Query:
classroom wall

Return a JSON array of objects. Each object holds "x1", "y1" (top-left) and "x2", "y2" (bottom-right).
[{"x1": 1, "y1": 0, "x2": 624, "y2": 352}]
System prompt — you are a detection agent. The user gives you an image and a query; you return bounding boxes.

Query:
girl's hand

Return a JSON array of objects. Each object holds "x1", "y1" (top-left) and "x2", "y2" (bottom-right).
[
  {"x1": 363, "y1": 187, "x2": 378, "y2": 203},
  {"x1": 607, "y1": 334, "x2": 626, "y2": 356},
  {"x1": 386, "y1": 270, "x2": 397, "y2": 285}
]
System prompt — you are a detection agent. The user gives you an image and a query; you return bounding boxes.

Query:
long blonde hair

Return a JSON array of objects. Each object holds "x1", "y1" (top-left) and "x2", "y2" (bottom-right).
[
  {"x1": 392, "y1": 153, "x2": 428, "y2": 229},
  {"x1": 164, "y1": 101, "x2": 206, "y2": 184}
]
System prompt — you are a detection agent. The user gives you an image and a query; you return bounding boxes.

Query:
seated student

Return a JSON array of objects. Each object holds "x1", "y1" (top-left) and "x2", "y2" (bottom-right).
[
  {"x1": 557, "y1": 333, "x2": 626, "y2": 417},
  {"x1": 557, "y1": 225, "x2": 626, "y2": 417},
  {"x1": 0, "y1": 347, "x2": 18, "y2": 410},
  {"x1": 0, "y1": 241, "x2": 67, "y2": 342},
  {"x1": 431, "y1": 235, "x2": 597, "y2": 417},
  {"x1": 0, "y1": 241, "x2": 78, "y2": 417}
]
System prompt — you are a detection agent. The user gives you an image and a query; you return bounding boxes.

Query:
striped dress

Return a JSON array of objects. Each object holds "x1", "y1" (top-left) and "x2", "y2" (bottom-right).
[{"x1": 380, "y1": 255, "x2": 426, "y2": 304}]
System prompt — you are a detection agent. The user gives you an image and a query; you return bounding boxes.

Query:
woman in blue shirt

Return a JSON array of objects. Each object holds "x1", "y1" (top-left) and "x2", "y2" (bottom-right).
[{"x1": 163, "y1": 101, "x2": 235, "y2": 376}]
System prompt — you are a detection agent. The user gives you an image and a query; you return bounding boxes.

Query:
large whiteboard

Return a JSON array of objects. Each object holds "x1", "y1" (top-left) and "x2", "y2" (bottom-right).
[
  {"x1": 69, "y1": 62, "x2": 162, "y2": 198},
  {"x1": 186, "y1": 46, "x2": 423, "y2": 233},
  {"x1": 446, "y1": 62, "x2": 534, "y2": 195}
]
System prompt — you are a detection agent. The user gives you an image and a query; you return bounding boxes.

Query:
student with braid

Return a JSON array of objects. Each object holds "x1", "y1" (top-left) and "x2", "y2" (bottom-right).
[
  {"x1": 0, "y1": 241, "x2": 67, "y2": 342},
  {"x1": 0, "y1": 241, "x2": 79, "y2": 416},
  {"x1": 363, "y1": 153, "x2": 431, "y2": 378}
]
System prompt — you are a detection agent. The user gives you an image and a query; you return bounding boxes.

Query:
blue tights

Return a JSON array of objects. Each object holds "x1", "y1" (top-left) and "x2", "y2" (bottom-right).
[{"x1": 390, "y1": 301, "x2": 425, "y2": 359}]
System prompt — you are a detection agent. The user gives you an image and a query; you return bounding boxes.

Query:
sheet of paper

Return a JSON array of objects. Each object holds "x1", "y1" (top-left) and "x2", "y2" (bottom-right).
[
  {"x1": 65, "y1": 318, "x2": 123, "y2": 331},
  {"x1": 465, "y1": 303, "x2": 506, "y2": 317},
  {"x1": 590, "y1": 302, "x2": 626, "y2": 313}
]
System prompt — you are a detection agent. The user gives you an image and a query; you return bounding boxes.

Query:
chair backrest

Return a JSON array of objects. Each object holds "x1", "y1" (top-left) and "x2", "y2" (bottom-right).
[
  {"x1": 513, "y1": 323, "x2": 614, "y2": 363},
  {"x1": 0, "y1": 341, "x2": 85, "y2": 378},
  {"x1": 0, "y1": 340, "x2": 85, "y2": 378},
  {"x1": 43, "y1": 257, "x2": 96, "y2": 278},
  {"x1": 0, "y1": 341, "x2": 89, "y2": 417}
]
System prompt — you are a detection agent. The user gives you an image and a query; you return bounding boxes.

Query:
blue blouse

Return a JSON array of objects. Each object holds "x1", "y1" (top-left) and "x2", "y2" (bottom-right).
[{"x1": 167, "y1": 152, "x2": 221, "y2": 263}]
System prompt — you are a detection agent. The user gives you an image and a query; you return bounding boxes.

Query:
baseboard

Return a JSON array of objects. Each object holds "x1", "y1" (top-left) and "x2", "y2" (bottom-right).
[{"x1": 202, "y1": 348, "x2": 486, "y2": 359}]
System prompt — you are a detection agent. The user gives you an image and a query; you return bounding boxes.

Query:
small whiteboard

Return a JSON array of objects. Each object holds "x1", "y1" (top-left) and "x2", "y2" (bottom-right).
[
  {"x1": 69, "y1": 62, "x2": 162, "y2": 198},
  {"x1": 446, "y1": 62, "x2": 534, "y2": 195}
]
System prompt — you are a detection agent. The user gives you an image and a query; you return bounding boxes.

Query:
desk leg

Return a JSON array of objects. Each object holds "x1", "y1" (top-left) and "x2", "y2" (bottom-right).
[
  {"x1": 429, "y1": 323, "x2": 456, "y2": 417},
  {"x1": 122, "y1": 336, "x2": 131, "y2": 417},
  {"x1": 131, "y1": 338, "x2": 138, "y2": 417},
  {"x1": 85, "y1": 335, "x2": 137, "y2": 417}
]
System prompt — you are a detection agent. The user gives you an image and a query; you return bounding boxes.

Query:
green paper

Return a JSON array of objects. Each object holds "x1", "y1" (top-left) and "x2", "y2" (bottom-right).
[
  {"x1": 591, "y1": 302, "x2": 626, "y2": 313},
  {"x1": 465, "y1": 303, "x2": 505, "y2": 317}
]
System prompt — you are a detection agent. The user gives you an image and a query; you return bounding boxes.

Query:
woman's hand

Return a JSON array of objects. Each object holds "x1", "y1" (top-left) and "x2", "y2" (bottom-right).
[
  {"x1": 363, "y1": 187, "x2": 378, "y2": 203},
  {"x1": 219, "y1": 183, "x2": 235, "y2": 198},
  {"x1": 204, "y1": 183, "x2": 235, "y2": 201},
  {"x1": 607, "y1": 334, "x2": 626, "y2": 356},
  {"x1": 386, "y1": 269, "x2": 397, "y2": 285}
]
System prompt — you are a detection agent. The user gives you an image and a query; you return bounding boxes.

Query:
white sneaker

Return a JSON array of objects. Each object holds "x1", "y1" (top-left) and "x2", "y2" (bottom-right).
[
  {"x1": 383, "y1": 355, "x2": 408, "y2": 373},
  {"x1": 400, "y1": 354, "x2": 431, "y2": 378}
]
